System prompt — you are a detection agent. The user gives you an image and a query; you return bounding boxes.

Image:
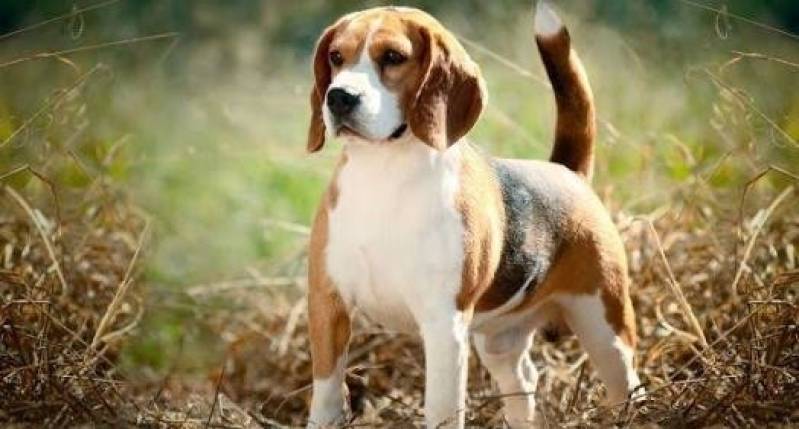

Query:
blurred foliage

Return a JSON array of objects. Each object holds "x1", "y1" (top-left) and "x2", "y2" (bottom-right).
[{"x1": 1, "y1": 0, "x2": 798, "y2": 372}]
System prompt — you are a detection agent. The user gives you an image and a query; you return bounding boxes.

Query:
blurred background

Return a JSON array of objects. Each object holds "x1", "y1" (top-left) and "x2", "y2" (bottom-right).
[{"x1": 1, "y1": 0, "x2": 798, "y2": 426}]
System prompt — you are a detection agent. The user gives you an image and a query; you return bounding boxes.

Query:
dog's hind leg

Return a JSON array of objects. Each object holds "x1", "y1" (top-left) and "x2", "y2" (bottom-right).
[
  {"x1": 557, "y1": 291, "x2": 641, "y2": 404},
  {"x1": 474, "y1": 328, "x2": 538, "y2": 428}
]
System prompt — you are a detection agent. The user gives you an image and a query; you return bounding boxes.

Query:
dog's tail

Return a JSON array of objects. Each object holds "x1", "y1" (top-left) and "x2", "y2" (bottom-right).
[{"x1": 534, "y1": 2, "x2": 596, "y2": 180}]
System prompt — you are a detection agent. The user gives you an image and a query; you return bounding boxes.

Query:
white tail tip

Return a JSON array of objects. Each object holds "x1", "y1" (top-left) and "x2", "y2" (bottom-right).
[{"x1": 535, "y1": 1, "x2": 563, "y2": 37}]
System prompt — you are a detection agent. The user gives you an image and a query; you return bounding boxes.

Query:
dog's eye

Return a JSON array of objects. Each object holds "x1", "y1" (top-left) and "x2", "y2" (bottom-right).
[
  {"x1": 381, "y1": 49, "x2": 406, "y2": 66},
  {"x1": 329, "y1": 50, "x2": 344, "y2": 67}
]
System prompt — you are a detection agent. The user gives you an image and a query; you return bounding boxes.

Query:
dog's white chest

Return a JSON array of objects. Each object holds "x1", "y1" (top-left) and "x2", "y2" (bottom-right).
[{"x1": 325, "y1": 141, "x2": 465, "y2": 332}]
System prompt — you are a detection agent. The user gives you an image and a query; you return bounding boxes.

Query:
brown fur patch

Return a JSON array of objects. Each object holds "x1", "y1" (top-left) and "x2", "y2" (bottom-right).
[
  {"x1": 454, "y1": 146, "x2": 504, "y2": 311},
  {"x1": 507, "y1": 198, "x2": 636, "y2": 348},
  {"x1": 536, "y1": 28, "x2": 596, "y2": 179},
  {"x1": 307, "y1": 22, "x2": 338, "y2": 153},
  {"x1": 402, "y1": 19, "x2": 485, "y2": 150},
  {"x1": 307, "y1": 156, "x2": 351, "y2": 378}
]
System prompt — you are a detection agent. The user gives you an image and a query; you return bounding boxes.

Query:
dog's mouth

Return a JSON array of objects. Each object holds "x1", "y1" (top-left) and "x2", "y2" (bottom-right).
[
  {"x1": 336, "y1": 125, "x2": 365, "y2": 139},
  {"x1": 335, "y1": 123, "x2": 408, "y2": 142}
]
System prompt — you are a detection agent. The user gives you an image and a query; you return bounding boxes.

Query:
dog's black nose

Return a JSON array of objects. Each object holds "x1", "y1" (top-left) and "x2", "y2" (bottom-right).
[{"x1": 326, "y1": 88, "x2": 360, "y2": 117}]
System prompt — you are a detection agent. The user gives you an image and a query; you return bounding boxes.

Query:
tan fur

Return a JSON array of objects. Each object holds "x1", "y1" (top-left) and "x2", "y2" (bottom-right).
[
  {"x1": 307, "y1": 23, "x2": 337, "y2": 153},
  {"x1": 503, "y1": 190, "x2": 636, "y2": 348},
  {"x1": 308, "y1": 155, "x2": 350, "y2": 378},
  {"x1": 536, "y1": 27, "x2": 596, "y2": 180},
  {"x1": 404, "y1": 21, "x2": 485, "y2": 150},
  {"x1": 455, "y1": 146, "x2": 505, "y2": 311}
]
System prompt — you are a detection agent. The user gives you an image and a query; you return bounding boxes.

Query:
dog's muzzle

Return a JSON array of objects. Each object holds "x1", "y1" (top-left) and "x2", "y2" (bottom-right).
[{"x1": 327, "y1": 88, "x2": 360, "y2": 119}]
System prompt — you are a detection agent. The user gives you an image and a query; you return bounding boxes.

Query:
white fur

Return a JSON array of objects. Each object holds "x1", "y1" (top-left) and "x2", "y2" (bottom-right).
[
  {"x1": 323, "y1": 20, "x2": 404, "y2": 141},
  {"x1": 421, "y1": 311, "x2": 470, "y2": 428},
  {"x1": 322, "y1": 137, "x2": 470, "y2": 427},
  {"x1": 555, "y1": 293, "x2": 641, "y2": 404},
  {"x1": 471, "y1": 299, "x2": 557, "y2": 428},
  {"x1": 534, "y1": 1, "x2": 563, "y2": 38},
  {"x1": 326, "y1": 139, "x2": 465, "y2": 332},
  {"x1": 474, "y1": 330, "x2": 538, "y2": 428},
  {"x1": 308, "y1": 356, "x2": 348, "y2": 428}
]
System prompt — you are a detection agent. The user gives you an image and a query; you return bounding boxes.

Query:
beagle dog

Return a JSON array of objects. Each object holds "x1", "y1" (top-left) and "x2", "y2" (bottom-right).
[{"x1": 305, "y1": 3, "x2": 641, "y2": 428}]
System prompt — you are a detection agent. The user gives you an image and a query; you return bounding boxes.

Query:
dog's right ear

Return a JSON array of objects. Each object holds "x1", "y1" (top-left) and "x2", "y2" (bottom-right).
[{"x1": 307, "y1": 24, "x2": 338, "y2": 153}]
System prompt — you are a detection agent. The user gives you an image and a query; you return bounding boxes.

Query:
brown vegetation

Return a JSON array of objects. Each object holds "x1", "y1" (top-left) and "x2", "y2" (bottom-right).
[{"x1": 2, "y1": 175, "x2": 797, "y2": 427}]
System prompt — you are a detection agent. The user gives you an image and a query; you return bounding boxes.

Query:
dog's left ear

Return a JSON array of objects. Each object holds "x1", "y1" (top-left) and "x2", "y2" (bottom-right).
[
  {"x1": 307, "y1": 24, "x2": 338, "y2": 153},
  {"x1": 408, "y1": 27, "x2": 486, "y2": 150}
]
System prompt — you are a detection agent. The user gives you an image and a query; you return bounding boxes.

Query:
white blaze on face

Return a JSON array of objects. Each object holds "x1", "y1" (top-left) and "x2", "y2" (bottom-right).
[{"x1": 323, "y1": 20, "x2": 404, "y2": 141}]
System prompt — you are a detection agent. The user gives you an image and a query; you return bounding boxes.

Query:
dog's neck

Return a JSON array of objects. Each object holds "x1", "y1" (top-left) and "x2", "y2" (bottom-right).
[{"x1": 338, "y1": 135, "x2": 465, "y2": 179}]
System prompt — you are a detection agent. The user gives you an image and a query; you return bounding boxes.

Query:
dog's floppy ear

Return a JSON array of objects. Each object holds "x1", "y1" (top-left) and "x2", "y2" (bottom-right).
[
  {"x1": 307, "y1": 24, "x2": 338, "y2": 153},
  {"x1": 407, "y1": 27, "x2": 486, "y2": 150}
]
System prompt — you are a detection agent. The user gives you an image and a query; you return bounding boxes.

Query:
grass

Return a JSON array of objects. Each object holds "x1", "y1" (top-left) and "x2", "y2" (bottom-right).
[{"x1": 1, "y1": 0, "x2": 798, "y2": 427}]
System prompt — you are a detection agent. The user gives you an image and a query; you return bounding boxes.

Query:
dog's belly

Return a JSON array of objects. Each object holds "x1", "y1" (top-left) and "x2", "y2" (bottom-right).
[{"x1": 325, "y1": 142, "x2": 465, "y2": 333}]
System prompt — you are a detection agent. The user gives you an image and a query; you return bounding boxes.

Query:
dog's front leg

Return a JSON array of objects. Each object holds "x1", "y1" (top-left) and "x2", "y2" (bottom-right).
[
  {"x1": 420, "y1": 311, "x2": 471, "y2": 428},
  {"x1": 307, "y1": 285, "x2": 351, "y2": 428}
]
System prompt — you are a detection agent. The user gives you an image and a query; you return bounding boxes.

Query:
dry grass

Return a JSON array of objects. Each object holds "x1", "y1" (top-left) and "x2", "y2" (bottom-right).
[
  {"x1": 175, "y1": 187, "x2": 799, "y2": 428},
  {"x1": 0, "y1": 185, "x2": 147, "y2": 426},
  {"x1": 1, "y1": 174, "x2": 797, "y2": 428}
]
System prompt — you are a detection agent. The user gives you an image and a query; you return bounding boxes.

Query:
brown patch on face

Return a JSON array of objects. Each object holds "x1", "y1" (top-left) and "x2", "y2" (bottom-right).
[
  {"x1": 454, "y1": 146, "x2": 505, "y2": 311},
  {"x1": 308, "y1": 154, "x2": 351, "y2": 378}
]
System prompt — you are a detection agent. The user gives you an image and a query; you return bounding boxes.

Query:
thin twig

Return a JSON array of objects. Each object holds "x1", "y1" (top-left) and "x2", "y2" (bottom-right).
[
  {"x1": 4, "y1": 186, "x2": 69, "y2": 295},
  {"x1": 637, "y1": 217, "x2": 708, "y2": 348},
  {"x1": 0, "y1": 32, "x2": 179, "y2": 69},
  {"x1": 277, "y1": 297, "x2": 306, "y2": 356},
  {"x1": 0, "y1": 164, "x2": 30, "y2": 182},
  {"x1": 674, "y1": 0, "x2": 799, "y2": 41},
  {"x1": 725, "y1": 51, "x2": 799, "y2": 71},
  {"x1": 731, "y1": 186, "x2": 794, "y2": 295},
  {"x1": 0, "y1": 0, "x2": 121, "y2": 42},
  {"x1": 90, "y1": 220, "x2": 150, "y2": 352},
  {"x1": 187, "y1": 276, "x2": 303, "y2": 296},
  {"x1": 0, "y1": 165, "x2": 64, "y2": 230},
  {"x1": 206, "y1": 357, "x2": 228, "y2": 429},
  {"x1": 261, "y1": 218, "x2": 311, "y2": 235},
  {"x1": 704, "y1": 69, "x2": 798, "y2": 148},
  {"x1": 0, "y1": 64, "x2": 103, "y2": 150},
  {"x1": 739, "y1": 165, "x2": 799, "y2": 229},
  {"x1": 458, "y1": 36, "x2": 550, "y2": 88}
]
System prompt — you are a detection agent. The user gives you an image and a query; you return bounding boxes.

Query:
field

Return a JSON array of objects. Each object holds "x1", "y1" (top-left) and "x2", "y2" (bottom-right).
[{"x1": 1, "y1": 0, "x2": 798, "y2": 427}]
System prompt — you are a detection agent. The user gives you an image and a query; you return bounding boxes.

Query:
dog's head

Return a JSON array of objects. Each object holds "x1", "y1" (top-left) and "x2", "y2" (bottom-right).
[{"x1": 307, "y1": 7, "x2": 486, "y2": 152}]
